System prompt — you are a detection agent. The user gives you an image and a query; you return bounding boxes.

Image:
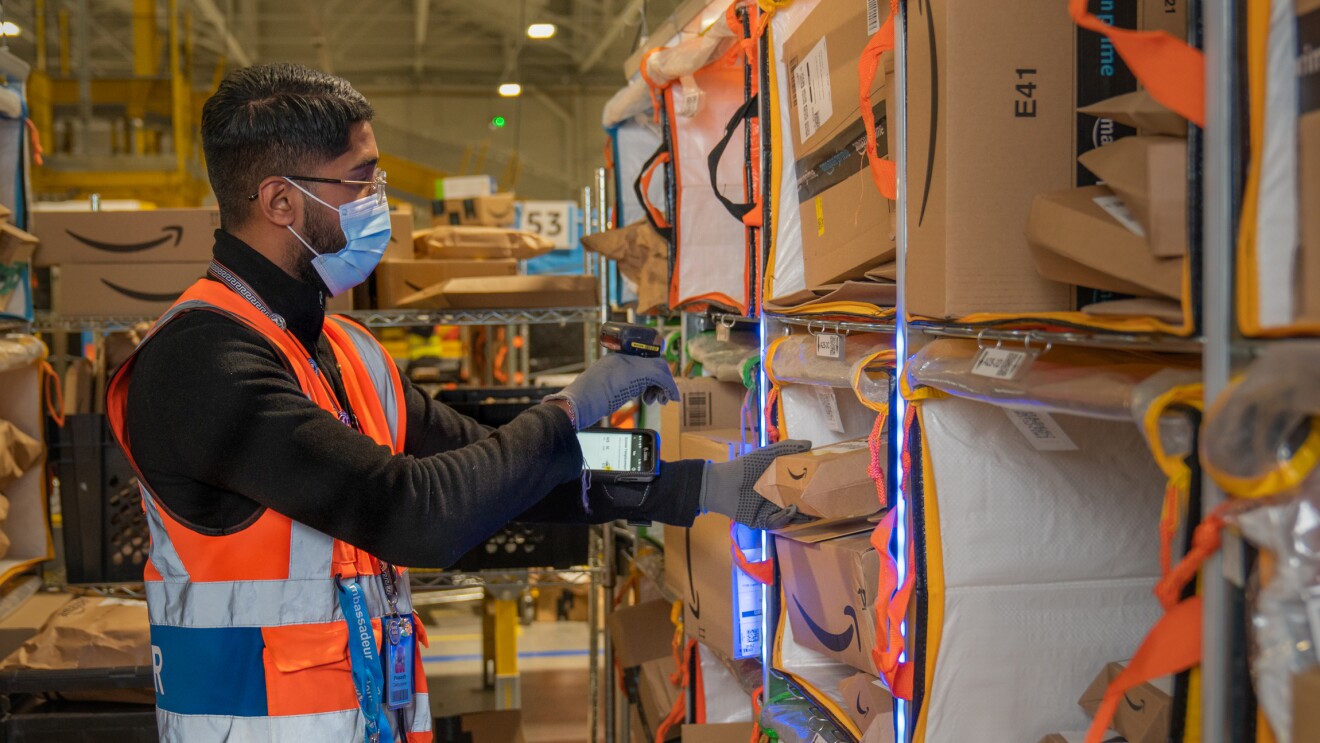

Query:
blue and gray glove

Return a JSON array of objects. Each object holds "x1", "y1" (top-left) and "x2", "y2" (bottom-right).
[
  {"x1": 700, "y1": 440, "x2": 814, "y2": 529},
  {"x1": 546, "y1": 354, "x2": 681, "y2": 430}
]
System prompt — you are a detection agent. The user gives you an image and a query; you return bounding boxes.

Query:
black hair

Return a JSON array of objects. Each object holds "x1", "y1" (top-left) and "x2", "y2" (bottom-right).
[{"x1": 201, "y1": 63, "x2": 375, "y2": 228}]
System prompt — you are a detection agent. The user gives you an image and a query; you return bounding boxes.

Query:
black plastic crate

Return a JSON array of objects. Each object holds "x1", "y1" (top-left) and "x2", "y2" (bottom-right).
[
  {"x1": 0, "y1": 666, "x2": 157, "y2": 742},
  {"x1": 436, "y1": 387, "x2": 562, "y2": 428},
  {"x1": 437, "y1": 387, "x2": 589, "y2": 572},
  {"x1": 49, "y1": 415, "x2": 149, "y2": 584}
]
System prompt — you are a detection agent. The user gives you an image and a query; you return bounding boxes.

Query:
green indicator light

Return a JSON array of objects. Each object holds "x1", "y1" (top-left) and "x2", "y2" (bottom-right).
[{"x1": 492, "y1": 116, "x2": 506, "y2": 128}]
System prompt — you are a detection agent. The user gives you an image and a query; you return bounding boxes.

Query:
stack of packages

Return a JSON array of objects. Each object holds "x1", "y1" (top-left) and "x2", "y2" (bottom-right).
[
  {"x1": 905, "y1": 0, "x2": 1190, "y2": 328},
  {"x1": 388, "y1": 175, "x2": 598, "y2": 310},
  {"x1": 1034, "y1": 660, "x2": 1173, "y2": 742},
  {"x1": 0, "y1": 419, "x2": 40, "y2": 558},
  {"x1": 0, "y1": 205, "x2": 37, "y2": 318},
  {"x1": 766, "y1": 0, "x2": 897, "y2": 314},
  {"x1": 30, "y1": 206, "x2": 219, "y2": 316}
]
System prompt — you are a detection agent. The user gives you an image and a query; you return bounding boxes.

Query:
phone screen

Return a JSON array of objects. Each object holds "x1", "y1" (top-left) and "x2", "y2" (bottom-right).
[{"x1": 578, "y1": 431, "x2": 648, "y2": 473}]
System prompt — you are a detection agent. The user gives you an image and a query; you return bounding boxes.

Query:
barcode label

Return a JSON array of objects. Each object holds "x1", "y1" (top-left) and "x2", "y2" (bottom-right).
[
  {"x1": 792, "y1": 38, "x2": 833, "y2": 142},
  {"x1": 867, "y1": 0, "x2": 882, "y2": 35},
  {"x1": 1093, "y1": 195, "x2": 1147, "y2": 237},
  {"x1": 1005, "y1": 409, "x2": 1078, "y2": 451},
  {"x1": 816, "y1": 333, "x2": 844, "y2": 359},
  {"x1": 971, "y1": 347, "x2": 1034, "y2": 380},
  {"x1": 733, "y1": 546, "x2": 765, "y2": 659},
  {"x1": 716, "y1": 324, "x2": 731, "y2": 343},
  {"x1": 684, "y1": 391, "x2": 711, "y2": 428},
  {"x1": 814, "y1": 386, "x2": 845, "y2": 433}
]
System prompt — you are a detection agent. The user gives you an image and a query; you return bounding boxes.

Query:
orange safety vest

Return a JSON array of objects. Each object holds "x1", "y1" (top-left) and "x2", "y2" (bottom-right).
[{"x1": 106, "y1": 272, "x2": 432, "y2": 742}]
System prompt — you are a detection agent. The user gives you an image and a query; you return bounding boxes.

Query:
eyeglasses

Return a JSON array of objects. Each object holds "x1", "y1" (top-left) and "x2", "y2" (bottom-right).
[{"x1": 248, "y1": 169, "x2": 388, "y2": 203}]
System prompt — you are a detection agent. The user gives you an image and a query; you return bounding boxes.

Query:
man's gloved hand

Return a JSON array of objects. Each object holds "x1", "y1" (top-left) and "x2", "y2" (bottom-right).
[
  {"x1": 700, "y1": 440, "x2": 813, "y2": 530},
  {"x1": 546, "y1": 354, "x2": 681, "y2": 430}
]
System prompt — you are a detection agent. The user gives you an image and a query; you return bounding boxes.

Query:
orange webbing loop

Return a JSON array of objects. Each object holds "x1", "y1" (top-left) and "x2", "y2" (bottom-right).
[
  {"x1": 640, "y1": 47, "x2": 668, "y2": 124},
  {"x1": 750, "y1": 685, "x2": 764, "y2": 743},
  {"x1": 40, "y1": 360, "x2": 65, "y2": 428},
  {"x1": 859, "y1": 1, "x2": 898, "y2": 200},
  {"x1": 668, "y1": 600, "x2": 686, "y2": 685},
  {"x1": 656, "y1": 638, "x2": 697, "y2": 743},
  {"x1": 764, "y1": 386, "x2": 781, "y2": 444},
  {"x1": 1069, "y1": 0, "x2": 1205, "y2": 127},
  {"x1": 1158, "y1": 480, "x2": 1181, "y2": 581},
  {"x1": 25, "y1": 119, "x2": 43, "y2": 167},
  {"x1": 867, "y1": 411, "x2": 888, "y2": 510},
  {"x1": 869, "y1": 403, "x2": 917, "y2": 699},
  {"x1": 730, "y1": 522, "x2": 774, "y2": 586},
  {"x1": 1083, "y1": 596, "x2": 1204, "y2": 743},
  {"x1": 1085, "y1": 500, "x2": 1237, "y2": 743}
]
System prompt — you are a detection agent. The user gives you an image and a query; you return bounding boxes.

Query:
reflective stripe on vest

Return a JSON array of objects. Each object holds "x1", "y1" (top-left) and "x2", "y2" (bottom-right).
[{"x1": 105, "y1": 278, "x2": 430, "y2": 742}]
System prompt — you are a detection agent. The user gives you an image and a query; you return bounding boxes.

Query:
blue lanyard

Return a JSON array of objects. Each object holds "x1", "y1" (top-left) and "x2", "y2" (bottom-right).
[{"x1": 336, "y1": 577, "x2": 395, "y2": 743}]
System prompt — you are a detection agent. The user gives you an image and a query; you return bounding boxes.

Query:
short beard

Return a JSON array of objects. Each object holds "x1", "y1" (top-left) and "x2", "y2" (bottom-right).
[{"x1": 293, "y1": 200, "x2": 348, "y2": 289}]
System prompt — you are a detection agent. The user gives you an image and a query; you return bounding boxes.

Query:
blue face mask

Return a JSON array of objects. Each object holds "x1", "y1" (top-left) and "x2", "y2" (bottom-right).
[{"x1": 285, "y1": 178, "x2": 391, "y2": 297}]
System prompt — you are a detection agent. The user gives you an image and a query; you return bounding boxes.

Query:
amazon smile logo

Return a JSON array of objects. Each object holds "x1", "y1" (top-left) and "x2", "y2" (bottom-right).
[
  {"x1": 100, "y1": 280, "x2": 186, "y2": 303},
  {"x1": 66, "y1": 226, "x2": 185, "y2": 254},
  {"x1": 792, "y1": 594, "x2": 859, "y2": 653},
  {"x1": 856, "y1": 692, "x2": 870, "y2": 717},
  {"x1": 787, "y1": 467, "x2": 809, "y2": 481},
  {"x1": 686, "y1": 529, "x2": 700, "y2": 619}
]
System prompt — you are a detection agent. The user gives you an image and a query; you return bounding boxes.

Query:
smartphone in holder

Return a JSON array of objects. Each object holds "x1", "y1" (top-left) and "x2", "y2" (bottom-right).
[{"x1": 577, "y1": 428, "x2": 660, "y2": 483}]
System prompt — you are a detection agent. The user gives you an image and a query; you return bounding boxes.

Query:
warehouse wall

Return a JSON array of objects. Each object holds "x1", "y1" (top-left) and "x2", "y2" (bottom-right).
[{"x1": 364, "y1": 87, "x2": 617, "y2": 205}]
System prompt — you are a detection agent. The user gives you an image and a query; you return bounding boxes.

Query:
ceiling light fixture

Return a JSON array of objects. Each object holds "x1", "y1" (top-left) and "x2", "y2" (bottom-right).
[
  {"x1": 1, "y1": 22, "x2": 21, "y2": 37},
  {"x1": 526, "y1": 23, "x2": 556, "y2": 39},
  {"x1": 498, "y1": 83, "x2": 523, "y2": 98}
]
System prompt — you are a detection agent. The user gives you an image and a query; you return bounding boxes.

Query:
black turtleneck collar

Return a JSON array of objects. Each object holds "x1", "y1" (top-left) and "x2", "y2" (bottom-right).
[{"x1": 210, "y1": 230, "x2": 329, "y2": 353}]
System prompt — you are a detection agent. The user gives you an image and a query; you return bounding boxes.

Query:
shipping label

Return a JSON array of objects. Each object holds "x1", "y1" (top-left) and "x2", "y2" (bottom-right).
[
  {"x1": 867, "y1": 0, "x2": 882, "y2": 35},
  {"x1": 792, "y1": 38, "x2": 834, "y2": 143},
  {"x1": 1005, "y1": 409, "x2": 1079, "y2": 451},
  {"x1": 794, "y1": 101, "x2": 888, "y2": 204},
  {"x1": 1093, "y1": 194, "x2": 1147, "y2": 237},
  {"x1": 815, "y1": 386, "x2": 846, "y2": 433}
]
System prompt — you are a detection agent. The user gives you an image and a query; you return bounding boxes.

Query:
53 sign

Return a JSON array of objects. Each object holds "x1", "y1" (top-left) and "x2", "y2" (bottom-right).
[{"x1": 517, "y1": 201, "x2": 577, "y2": 250}]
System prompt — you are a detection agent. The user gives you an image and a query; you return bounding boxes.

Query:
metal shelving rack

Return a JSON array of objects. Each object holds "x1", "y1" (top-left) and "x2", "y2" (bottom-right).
[{"x1": 31, "y1": 306, "x2": 601, "y2": 333}]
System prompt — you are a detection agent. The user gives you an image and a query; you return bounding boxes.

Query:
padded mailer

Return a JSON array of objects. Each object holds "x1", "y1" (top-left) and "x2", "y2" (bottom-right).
[{"x1": 912, "y1": 395, "x2": 1165, "y2": 743}]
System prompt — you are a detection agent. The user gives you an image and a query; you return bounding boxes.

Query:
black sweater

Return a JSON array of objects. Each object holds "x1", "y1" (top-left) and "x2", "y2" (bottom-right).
[{"x1": 122, "y1": 231, "x2": 702, "y2": 568}]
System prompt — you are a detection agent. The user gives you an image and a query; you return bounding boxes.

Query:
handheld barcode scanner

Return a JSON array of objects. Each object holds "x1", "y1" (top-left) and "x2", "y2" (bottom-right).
[{"x1": 599, "y1": 322, "x2": 663, "y2": 358}]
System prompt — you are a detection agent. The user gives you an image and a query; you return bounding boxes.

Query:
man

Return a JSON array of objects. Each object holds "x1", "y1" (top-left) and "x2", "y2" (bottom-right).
[{"x1": 104, "y1": 63, "x2": 807, "y2": 742}]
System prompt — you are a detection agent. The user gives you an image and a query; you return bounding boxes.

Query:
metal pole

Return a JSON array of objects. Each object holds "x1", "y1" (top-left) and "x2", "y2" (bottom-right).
[
  {"x1": 1200, "y1": 0, "x2": 1235, "y2": 740},
  {"x1": 74, "y1": 0, "x2": 91, "y2": 156},
  {"x1": 587, "y1": 527, "x2": 601, "y2": 743},
  {"x1": 596, "y1": 167, "x2": 611, "y2": 324}
]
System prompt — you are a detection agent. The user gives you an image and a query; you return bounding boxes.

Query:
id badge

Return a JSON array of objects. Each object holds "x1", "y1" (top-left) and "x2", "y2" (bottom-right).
[{"x1": 383, "y1": 615, "x2": 415, "y2": 709}]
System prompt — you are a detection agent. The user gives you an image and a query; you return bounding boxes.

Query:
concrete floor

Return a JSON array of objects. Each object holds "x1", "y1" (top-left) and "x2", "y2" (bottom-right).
[{"x1": 420, "y1": 601, "x2": 595, "y2": 743}]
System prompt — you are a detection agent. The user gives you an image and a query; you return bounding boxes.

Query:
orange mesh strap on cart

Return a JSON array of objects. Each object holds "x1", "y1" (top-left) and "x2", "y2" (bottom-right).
[
  {"x1": 730, "y1": 522, "x2": 775, "y2": 586},
  {"x1": 870, "y1": 405, "x2": 917, "y2": 700},
  {"x1": 859, "y1": 0, "x2": 898, "y2": 199},
  {"x1": 1069, "y1": 0, "x2": 1205, "y2": 127}
]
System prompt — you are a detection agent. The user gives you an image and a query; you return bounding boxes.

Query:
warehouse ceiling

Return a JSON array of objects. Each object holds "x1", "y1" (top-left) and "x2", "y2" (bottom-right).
[{"x1": 0, "y1": 0, "x2": 688, "y2": 91}]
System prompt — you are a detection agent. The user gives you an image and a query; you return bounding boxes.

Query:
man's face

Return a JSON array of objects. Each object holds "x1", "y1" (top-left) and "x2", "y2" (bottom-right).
[{"x1": 292, "y1": 121, "x2": 380, "y2": 282}]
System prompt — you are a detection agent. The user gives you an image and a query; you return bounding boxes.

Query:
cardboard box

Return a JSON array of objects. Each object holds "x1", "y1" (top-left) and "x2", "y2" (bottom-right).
[
  {"x1": 783, "y1": 1, "x2": 896, "y2": 288},
  {"x1": 1036, "y1": 734, "x2": 1126, "y2": 743},
  {"x1": 369, "y1": 258, "x2": 518, "y2": 309},
  {"x1": 663, "y1": 512, "x2": 744, "y2": 660},
  {"x1": 659, "y1": 377, "x2": 751, "y2": 462},
  {"x1": 438, "y1": 175, "x2": 496, "y2": 200},
  {"x1": 631, "y1": 704, "x2": 648, "y2": 743},
  {"x1": 433, "y1": 193, "x2": 516, "y2": 227},
  {"x1": 1026, "y1": 185, "x2": 1182, "y2": 300},
  {"x1": 0, "y1": 591, "x2": 74, "y2": 662},
  {"x1": 1295, "y1": 666, "x2": 1320, "y2": 742},
  {"x1": 0, "y1": 223, "x2": 37, "y2": 316},
  {"x1": 414, "y1": 225, "x2": 555, "y2": 261},
  {"x1": 905, "y1": 0, "x2": 1077, "y2": 318},
  {"x1": 777, "y1": 531, "x2": 879, "y2": 675},
  {"x1": 681, "y1": 723, "x2": 756, "y2": 742},
  {"x1": 325, "y1": 290, "x2": 355, "y2": 313},
  {"x1": 1299, "y1": 0, "x2": 1320, "y2": 325},
  {"x1": 1078, "y1": 136, "x2": 1188, "y2": 258},
  {"x1": 432, "y1": 710, "x2": 526, "y2": 743},
  {"x1": 1079, "y1": 90, "x2": 1188, "y2": 138},
  {"x1": 839, "y1": 672, "x2": 894, "y2": 735},
  {"x1": 1141, "y1": 0, "x2": 1188, "y2": 41},
  {"x1": 385, "y1": 204, "x2": 415, "y2": 261},
  {"x1": 31, "y1": 208, "x2": 219, "y2": 266},
  {"x1": 397, "y1": 274, "x2": 598, "y2": 310},
  {"x1": 609, "y1": 599, "x2": 677, "y2": 669},
  {"x1": 754, "y1": 437, "x2": 879, "y2": 520},
  {"x1": 680, "y1": 429, "x2": 753, "y2": 464},
  {"x1": 639, "y1": 657, "x2": 681, "y2": 742},
  {"x1": 54, "y1": 263, "x2": 208, "y2": 316},
  {"x1": 1079, "y1": 662, "x2": 1171, "y2": 743}
]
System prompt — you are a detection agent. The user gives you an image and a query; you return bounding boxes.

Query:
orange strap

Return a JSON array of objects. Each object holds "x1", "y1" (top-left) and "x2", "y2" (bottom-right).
[
  {"x1": 640, "y1": 47, "x2": 668, "y2": 125},
  {"x1": 750, "y1": 685, "x2": 764, "y2": 743},
  {"x1": 41, "y1": 360, "x2": 65, "y2": 428},
  {"x1": 25, "y1": 118, "x2": 43, "y2": 167},
  {"x1": 764, "y1": 386, "x2": 781, "y2": 444},
  {"x1": 730, "y1": 522, "x2": 774, "y2": 586},
  {"x1": 656, "y1": 639, "x2": 697, "y2": 742},
  {"x1": 1084, "y1": 596, "x2": 1204, "y2": 743},
  {"x1": 867, "y1": 410, "x2": 888, "y2": 510},
  {"x1": 870, "y1": 507, "x2": 915, "y2": 700},
  {"x1": 1085, "y1": 500, "x2": 1236, "y2": 743},
  {"x1": 859, "y1": 2, "x2": 898, "y2": 200},
  {"x1": 1069, "y1": 0, "x2": 1205, "y2": 127}
]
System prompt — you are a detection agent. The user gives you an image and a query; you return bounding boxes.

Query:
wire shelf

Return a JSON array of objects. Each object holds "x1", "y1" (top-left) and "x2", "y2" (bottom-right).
[
  {"x1": 31, "y1": 307, "x2": 602, "y2": 333},
  {"x1": 766, "y1": 313, "x2": 898, "y2": 335},
  {"x1": 408, "y1": 566, "x2": 604, "y2": 593},
  {"x1": 631, "y1": 549, "x2": 680, "y2": 605},
  {"x1": 916, "y1": 322, "x2": 1205, "y2": 354}
]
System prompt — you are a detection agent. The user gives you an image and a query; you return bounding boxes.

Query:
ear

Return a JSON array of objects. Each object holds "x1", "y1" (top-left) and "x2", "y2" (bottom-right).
[{"x1": 253, "y1": 177, "x2": 299, "y2": 227}]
